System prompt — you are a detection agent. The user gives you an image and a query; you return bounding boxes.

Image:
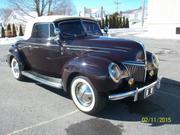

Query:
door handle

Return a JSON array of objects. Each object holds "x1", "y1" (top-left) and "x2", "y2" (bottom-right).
[{"x1": 29, "y1": 45, "x2": 33, "y2": 51}]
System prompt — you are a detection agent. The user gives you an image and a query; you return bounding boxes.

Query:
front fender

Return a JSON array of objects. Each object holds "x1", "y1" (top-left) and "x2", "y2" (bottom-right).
[{"x1": 62, "y1": 55, "x2": 120, "y2": 93}]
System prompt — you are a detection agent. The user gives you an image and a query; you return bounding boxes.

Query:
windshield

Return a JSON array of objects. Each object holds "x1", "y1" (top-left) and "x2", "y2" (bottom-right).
[
  {"x1": 58, "y1": 20, "x2": 102, "y2": 38},
  {"x1": 82, "y1": 20, "x2": 102, "y2": 36}
]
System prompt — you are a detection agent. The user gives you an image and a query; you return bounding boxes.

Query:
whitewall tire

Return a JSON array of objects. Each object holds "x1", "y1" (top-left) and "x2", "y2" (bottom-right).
[
  {"x1": 70, "y1": 76, "x2": 106, "y2": 114},
  {"x1": 11, "y1": 58, "x2": 23, "y2": 80}
]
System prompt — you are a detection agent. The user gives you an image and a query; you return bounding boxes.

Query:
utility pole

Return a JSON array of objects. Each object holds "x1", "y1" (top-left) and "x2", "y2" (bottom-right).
[
  {"x1": 141, "y1": 0, "x2": 145, "y2": 28},
  {"x1": 114, "y1": 0, "x2": 121, "y2": 13}
]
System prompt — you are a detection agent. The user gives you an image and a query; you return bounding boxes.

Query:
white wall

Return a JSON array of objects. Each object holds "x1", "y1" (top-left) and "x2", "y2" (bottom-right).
[{"x1": 148, "y1": 0, "x2": 180, "y2": 34}]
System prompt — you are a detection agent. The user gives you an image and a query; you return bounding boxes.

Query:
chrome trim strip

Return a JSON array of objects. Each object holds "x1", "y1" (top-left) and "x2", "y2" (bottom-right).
[
  {"x1": 22, "y1": 71, "x2": 62, "y2": 89},
  {"x1": 64, "y1": 45, "x2": 129, "y2": 53},
  {"x1": 20, "y1": 41, "x2": 59, "y2": 47},
  {"x1": 122, "y1": 61, "x2": 145, "y2": 67},
  {"x1": 108, "y1": 77, "x2": 161, "y2": 101},
  {"x1": 66, "y1": 47, "x2": 110, "y2": 53}
]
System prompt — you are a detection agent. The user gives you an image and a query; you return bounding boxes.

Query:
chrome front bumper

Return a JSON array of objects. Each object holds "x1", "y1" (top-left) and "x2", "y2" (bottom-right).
[{"x1": 108, "y1": 77, "x2": 162, "y2": 101}]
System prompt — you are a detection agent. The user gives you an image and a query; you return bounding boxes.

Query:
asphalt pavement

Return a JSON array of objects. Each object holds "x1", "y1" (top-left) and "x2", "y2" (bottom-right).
[{"x1": 0, "y1": 37, "x2": 180, "y2": 135}]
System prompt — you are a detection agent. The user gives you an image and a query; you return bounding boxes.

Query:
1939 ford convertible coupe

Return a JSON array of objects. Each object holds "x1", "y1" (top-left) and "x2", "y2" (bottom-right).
[{"x1": 7, "y1": 16, "x2": 161, "y2": 114}]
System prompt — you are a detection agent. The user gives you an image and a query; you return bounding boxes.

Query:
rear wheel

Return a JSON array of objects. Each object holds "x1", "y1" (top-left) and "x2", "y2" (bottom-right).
[
  {"x1": 11, "y1": 58, "x2": 23, "y2": 80},
  {"x1": 70, "y1": 76, "x2": 107, "y2": 115}
]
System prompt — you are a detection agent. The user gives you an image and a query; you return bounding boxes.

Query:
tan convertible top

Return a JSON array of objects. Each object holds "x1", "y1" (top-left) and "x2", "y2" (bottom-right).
[
  {"x1": 24, "y1": 15, "x2": 95, "y2": 40},
  {"x1": 32, "y1": 15, "x2": 95, "y2": 23}
]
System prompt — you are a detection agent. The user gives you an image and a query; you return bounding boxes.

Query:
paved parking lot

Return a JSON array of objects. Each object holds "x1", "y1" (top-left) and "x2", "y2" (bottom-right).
[{"x1": 0, "y1": 37, "x2": 180, "y2": 135}]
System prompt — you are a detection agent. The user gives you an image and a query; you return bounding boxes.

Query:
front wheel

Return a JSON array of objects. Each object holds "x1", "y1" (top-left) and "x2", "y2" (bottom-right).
[
  {"x1": 70, "y1": 76, "x2": 107, "y2": 115},
  {"x1": 11, "y1": 58, "x2": 23, "y2": 80}
]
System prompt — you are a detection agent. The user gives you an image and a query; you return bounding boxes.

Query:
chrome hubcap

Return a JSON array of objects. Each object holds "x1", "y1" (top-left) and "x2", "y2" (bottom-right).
[{"x1": 75, "y1": 82, "x2": 93, "y2": 107}]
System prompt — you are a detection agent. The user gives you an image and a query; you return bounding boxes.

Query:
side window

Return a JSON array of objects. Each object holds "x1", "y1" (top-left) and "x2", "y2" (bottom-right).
[
  {"x1": 50, "y1": 24, "x2": 55, "y2": 37},
  {"x1": 31, "y1": 23, "x2": 49, "y2": 38}
]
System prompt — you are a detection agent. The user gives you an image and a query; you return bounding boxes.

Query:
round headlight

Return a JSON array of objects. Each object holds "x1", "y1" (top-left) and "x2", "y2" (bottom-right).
[
  {"x1": 108, "y1": 63, "x2": 122, "y2": 83},
  {"x1": 152, "y1": 53, "x2": 159, "y2": 68}
]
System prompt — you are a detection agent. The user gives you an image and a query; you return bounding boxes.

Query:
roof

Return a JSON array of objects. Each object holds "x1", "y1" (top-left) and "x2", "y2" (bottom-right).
[
  {"x1": 122, "y1": 7, "x2": 143, "y2": 14},
  {"x1": 6, "y1": 10, "x2": 37, "y2": 24},
  {"x1": 24, "y1": 15, "x2": 96, "y2": 40},
  {"x1": 32, "y1": 15, "x2": 95, "y2": 23}
]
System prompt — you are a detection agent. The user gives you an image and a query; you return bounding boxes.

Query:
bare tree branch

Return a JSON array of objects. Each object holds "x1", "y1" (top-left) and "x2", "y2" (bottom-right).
[
  {"x1": 0, "y1": 9, "x2": 12, "y2": 24},
  {"x1": 8, "y1": 0, "x2": 76, "y2": 17},
  {"x1": 47, "y1": 0, "x2": 53, "y2": 15},
  {"x1": 9, "y1": 0, "x2": 36, "y2": 18}
]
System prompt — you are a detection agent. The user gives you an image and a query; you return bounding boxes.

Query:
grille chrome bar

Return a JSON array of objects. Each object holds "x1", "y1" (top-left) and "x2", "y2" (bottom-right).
[{"x1": 123, "y1": 63, "x2": 146, "y2": 82}]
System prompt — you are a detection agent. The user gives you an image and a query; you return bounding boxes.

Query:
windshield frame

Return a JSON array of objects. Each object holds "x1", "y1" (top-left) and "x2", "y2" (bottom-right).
[
  {"x1": 57, "y1": 19, "x2": 102, "y2": 39},
  {"x1": 82, "y1": 19, "x2": 103, "y2": 36}
]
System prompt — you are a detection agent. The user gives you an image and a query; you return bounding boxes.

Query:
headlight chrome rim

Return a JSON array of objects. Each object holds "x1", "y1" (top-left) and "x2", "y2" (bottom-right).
[
  {"x1": 151, "y1": 53, "x2": 159, "y2": 68},
  {"x1": 108, "y1": 62, "x2": 122, "y2": 83}
]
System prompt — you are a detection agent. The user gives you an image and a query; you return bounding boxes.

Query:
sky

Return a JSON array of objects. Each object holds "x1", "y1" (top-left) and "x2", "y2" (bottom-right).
[
  {"x1": 75, "y1": 0, "x2": 147, "y2": 14},
  {"x1": 0, "y1": 0, "x2": 147, "y2": 14}
]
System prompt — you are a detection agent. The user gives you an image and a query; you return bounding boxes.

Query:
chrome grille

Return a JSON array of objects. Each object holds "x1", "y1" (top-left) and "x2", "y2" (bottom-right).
[{"x1": 124, "y1": 64, "x2": 145, "y2": 82}]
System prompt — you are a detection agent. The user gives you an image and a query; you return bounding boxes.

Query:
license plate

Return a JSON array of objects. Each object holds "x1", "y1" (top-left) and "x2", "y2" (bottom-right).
[{"x1": 144, "y1": 86, "x2": 155, "y2": 98}]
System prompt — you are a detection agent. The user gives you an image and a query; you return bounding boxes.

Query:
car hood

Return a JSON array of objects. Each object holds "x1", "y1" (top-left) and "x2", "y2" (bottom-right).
[{"x1": 64, "y1": 36, "x2": 145, "y2": 63}]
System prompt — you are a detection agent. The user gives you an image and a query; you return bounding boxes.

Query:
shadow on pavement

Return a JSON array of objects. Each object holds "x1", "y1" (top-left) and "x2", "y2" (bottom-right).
[
  {"x1": 22, "y1": 76, "x2": 180, "y2": 126},
  {"x1": 22, "y1": 77, "x2": 71, "y2": 99},
  {"x1": 97, "y1": 77, "x2": 180, "y2": 126}
]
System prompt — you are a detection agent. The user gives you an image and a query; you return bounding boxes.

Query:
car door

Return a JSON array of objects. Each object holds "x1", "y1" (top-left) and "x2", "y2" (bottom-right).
[{"x1": 27, "y1": 23, "x2": 63, "y2": 77}]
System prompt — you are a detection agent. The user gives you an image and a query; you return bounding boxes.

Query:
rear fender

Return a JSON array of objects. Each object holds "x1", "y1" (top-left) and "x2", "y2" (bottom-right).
[{"x1": 7, "y1": 45, "x2": 24, "y2": 70}]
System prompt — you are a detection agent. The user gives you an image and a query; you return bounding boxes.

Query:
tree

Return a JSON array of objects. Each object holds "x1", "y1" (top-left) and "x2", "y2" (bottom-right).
[
  {"x1": 7, "y1": 24, "x2": 11, "y2": 31},
  {"x1": 122, "y1": 16, "x2": 126, "y2": 28},
  {"x1": 97, "y1": 20, "x2": 102, "y2": 29},
  {"x1": 110, "y1": 12, "x2": 120, "y2": 28},
  {"x1": 8, "y1": 0, "x2": 76, "y2": 17},
  {"x1": 105, "y1": 16, "x2": 108, "y2": 27},
  {"x1": 1, "y1": 27, "x2": 5, "y2": 38},
  {"x1": 101, "y1": 19, "x2": 105, "y2": 29},
  {"x1": 19, "y1": 25, "x2": 24, "y2": 36},
  {"x1": 119, "y1": 16, "x2": 122, "y2": 28},
  {"x1": 112, "y1": 15, "x2": 116, "y2": 28},
  {"x1": 6, "y1": 24, "x2": 12, "y2": 37},
  {"x1": 12, "y1": 24, "x2": 17, "y2": 37},
  {"x1": 125, "y1": 18, "x2": 129, "y2": 28},
  {"x1": 116, "y1": 16, "x2": 119, "y2": 28},
  {"x1": 51, "y1": 0, "x2": 77, "y2": 15},
  {"x1": 109, "y1": 17, "x2": 113, "y2": 28}
]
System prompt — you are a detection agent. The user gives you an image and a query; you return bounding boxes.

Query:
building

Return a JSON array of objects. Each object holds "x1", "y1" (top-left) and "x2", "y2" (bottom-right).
[
  {"x1": 3, "y1": 10, "x2": 37, "y2": 35},
  {"x1": 6, "y1": 10, "x2": 37, "y2": 27},
  {"x1": 79, "y1": 6, "x2": 106, "y2": 20},
  {"x1": 148, "y1": 0, "x2": 180, "y2": 35},
  {"x1": 122, "y1": 7, "x2": 148, "y2": 28}
]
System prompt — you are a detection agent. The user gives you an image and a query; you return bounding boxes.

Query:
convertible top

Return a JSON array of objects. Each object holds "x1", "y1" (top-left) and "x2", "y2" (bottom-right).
[{"x1": 24, "y1": 15, "x2": 96, "y2": 40}]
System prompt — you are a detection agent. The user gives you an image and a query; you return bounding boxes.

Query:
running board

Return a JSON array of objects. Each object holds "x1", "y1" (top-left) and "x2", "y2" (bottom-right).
[{"x1": 21, "y1": 71, "x2": 63, "y2": 89}]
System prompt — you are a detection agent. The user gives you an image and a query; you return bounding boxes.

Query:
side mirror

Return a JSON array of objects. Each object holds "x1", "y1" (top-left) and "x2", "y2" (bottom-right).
[
  {"x1": 54, "y1": 28, "x2": 60, "y2": 36},
  {"x1": 104, "y1": 26, "x2": 109, "y2": 34},
  {"x1": 54, "y1": 28, "x2": 60, "y2": 41}
]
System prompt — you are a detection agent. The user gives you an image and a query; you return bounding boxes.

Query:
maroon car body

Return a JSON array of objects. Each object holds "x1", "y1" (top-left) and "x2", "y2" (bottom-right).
[{"x1": 7, "y1": 16, "x2": 161, "y2": 114}]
